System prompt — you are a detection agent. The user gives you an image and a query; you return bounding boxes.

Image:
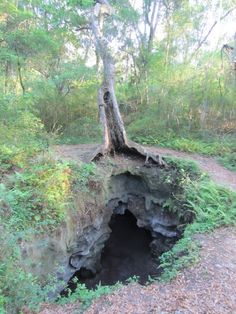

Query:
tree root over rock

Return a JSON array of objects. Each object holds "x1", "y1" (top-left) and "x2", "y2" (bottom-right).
[{"x1": 89, "y1": 140, "x2": 166, "y2": 167}]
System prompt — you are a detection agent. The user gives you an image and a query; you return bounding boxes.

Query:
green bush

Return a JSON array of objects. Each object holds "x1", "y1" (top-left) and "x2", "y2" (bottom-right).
[
  {"x1": 56, "y1": 117, "x2": 102, "y2": 144},
  {"x1": 131, "y1": 133, "x2": 235, "y2": 157},
  {"x1": 0, "y1": 159, "x2": 72, "y2": 231},
  {"x1": 0, "y1": 94, "x2": 47, "y2": 175},
  {"x1": 0, "y1": 228, "x2": 47, "y2": 313}
]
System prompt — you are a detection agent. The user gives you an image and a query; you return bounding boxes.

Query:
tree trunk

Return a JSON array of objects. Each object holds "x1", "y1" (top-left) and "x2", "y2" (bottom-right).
[
  {"x1": 4, "y1": 62, "x2": 9, "y2": 94},
  {"x1": 233, "y1": 32, "x2": 236, "y2": 71},
  {"x1": 91, "y1": 5, "x2": 128, "y2": 153},
  {"x1": 17, "y1": 58, "x2": 25, "y2": 94},
  {"x1": 89, "y1": 3, "x2": 164, "y2": 166}
]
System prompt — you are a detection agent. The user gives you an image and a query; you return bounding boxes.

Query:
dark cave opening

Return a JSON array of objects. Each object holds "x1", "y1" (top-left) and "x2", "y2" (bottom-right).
[{"x1": 65, "y1": 210, "x2": 165, "y2": 293}]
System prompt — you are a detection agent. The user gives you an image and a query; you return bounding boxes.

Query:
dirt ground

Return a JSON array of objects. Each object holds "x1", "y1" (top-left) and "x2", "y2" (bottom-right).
[{"x1": 37, "y1": 144, "x2": 236, "y2": 314}]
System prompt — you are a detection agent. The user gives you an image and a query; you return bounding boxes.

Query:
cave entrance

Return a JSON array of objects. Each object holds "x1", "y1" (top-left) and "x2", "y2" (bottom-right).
[{"x1": 75, "y1": 210, "x2": 160, "y2": 289}]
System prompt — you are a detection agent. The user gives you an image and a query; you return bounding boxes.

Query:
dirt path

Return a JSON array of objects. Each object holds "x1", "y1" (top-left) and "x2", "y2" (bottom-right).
[
  {"x1": 148, "y1": 146, "x2": 236, "y2": 191},
  {"x1": 53, "y1": 144, "x2": 236, "y2": 191}
]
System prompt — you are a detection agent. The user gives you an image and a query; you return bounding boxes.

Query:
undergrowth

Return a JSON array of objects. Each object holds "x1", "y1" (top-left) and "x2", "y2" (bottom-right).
[
  {"x1": 0, "y1": 108, "x2": 47, "y2": 178},
  {"x1": 159, "y1": 169, "x2": 236, "y2": 281},
  {"x1": 130, "y1": 133, "x2": 236, "y2": 157},
  {"x1": 57, "y1": 276, "x2": 142, "y2": 311},
  {"x1": 218, "y1": 153, "x2": 236, "y2": 172},
  {"x1": 1, "y1": 161, "x2": 71, "y2": 233},
  {"x1": 0, "y1": 149, "x2": 98, "y2": 313},
  {"x1": 55, "y1": 117, "x2": 102, "y2": 145},
  {"x1": 0, "y1": 156, "x2": 98, "y2": 233},
  {"x1": 58, "y1": 280, "x2": 121, "y2": 312},
  {"x1": 0, "y1": 228, "x2": 58, "y2": 314}
]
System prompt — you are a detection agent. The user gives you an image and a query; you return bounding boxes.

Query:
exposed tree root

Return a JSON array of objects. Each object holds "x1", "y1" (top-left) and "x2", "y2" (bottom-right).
[{"x1": 89, "y1": 140, "x2": 166, "y2": 167}]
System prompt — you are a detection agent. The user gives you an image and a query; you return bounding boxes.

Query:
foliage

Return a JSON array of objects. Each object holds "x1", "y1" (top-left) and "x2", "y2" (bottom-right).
[
  {"x1": 0, "y1": 148, "x2": 98, "y2": 313},
  {"x1": 159, "y1": 176, "x2": 236, "y2": 281},
  {"x1": 1, "y1": 157, "x2": 99, "y2": 233},
  {"x1": 56, "y1": 117, "x2": 102, "y2": 145},
  {"x1": 130, "y1": 133, "x2": 236, "y2": 157},
  {"x1": 0, "y1": 79, "x2": 99, "y2": 311},
  {"x1": 218, "y1": 153, "x2": 236, "y2": 171},
  {"x1": 126, "y1": 275, "x2": 140, "y2": 284},
  {"x1": 30, "y1": 69, "x2": 98, "y2": 133},
  {"x1": 1, "y1": 0, "x2": 236, "y2": 148},
  {"x1": 0, "y1": 226, "x2": 56, "y2": 314},
  {"x1": 0, "y1": 94, "x2": 47, "y2": 176},
  {"x1": 161, "y1": 157, "x2": 202, "y2": 223},
  {"x1": 163, "y1": 156, "x2": 201, "y2": 178},
  {"x1": 58, "y1": 279, "x2": 121, "y2": 311},
  {"x1": 70, "y1": 162, "x2": 98, "y2": 191},
  {"x1": 0, "y1": 159, "x2": 72, "y2": 232}
]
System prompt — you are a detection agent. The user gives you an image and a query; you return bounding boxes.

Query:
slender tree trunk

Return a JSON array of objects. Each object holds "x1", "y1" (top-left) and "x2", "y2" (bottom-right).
[
  {"x1": 90, "y1": 4, "x2": 128, "y2": 152},
  {"x1": 17, "y1": 59, "x2": 25, "y2": 94},
  {"x1": 233, "y1": 32, "x2": 236, "y2": 72},
  {"x1": 4, "y1": 62, "x2": 9, "y2": 94},
  {"x1": 144, "y1": 68, "x2": 149, "y2": 105}
]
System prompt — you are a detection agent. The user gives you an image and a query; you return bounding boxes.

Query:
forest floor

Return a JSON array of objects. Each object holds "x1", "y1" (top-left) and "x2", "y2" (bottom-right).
[{"x1": 38, "y1": 144, "x2": 236, "y2": 314}]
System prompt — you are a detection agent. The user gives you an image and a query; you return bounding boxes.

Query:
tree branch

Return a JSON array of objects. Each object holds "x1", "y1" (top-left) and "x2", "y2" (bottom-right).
[
  {"x1": 190, "y1": 6, "x2": 236, "y2": 60},
  {"x1": 76, "y1": 26, "x2": 91, "y2": 31}
]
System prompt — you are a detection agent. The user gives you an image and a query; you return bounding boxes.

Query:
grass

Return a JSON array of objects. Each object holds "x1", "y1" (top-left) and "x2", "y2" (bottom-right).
[
  {"x1": 129, "y1": 132, "x2": 236, "y2": 172},
  {"x1": 130, "y1": 133, "x2": 236, "y2": 156},
  {"x1": 218, "y1": 153, "x2": 236, "y2": 172}
]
